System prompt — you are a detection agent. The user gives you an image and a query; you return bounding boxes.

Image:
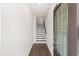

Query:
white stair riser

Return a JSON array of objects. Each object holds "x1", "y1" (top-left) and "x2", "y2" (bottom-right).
[{"x1": 35, "y1": 26, "x2": 46, "y2": 43}]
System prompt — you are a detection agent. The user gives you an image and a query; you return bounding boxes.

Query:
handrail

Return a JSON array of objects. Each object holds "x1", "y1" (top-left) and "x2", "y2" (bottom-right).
[{"x1": 43, "y1": 20, "x2": 47, "y2": 34}]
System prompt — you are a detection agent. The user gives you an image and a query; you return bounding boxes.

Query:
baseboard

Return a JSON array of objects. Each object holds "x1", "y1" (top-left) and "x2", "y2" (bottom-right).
[
  {"x1": 27, "y1": 43, "x2": 33, "y2": 56},
  {"x1": 47, "y1": 43, "x2": 53, "y2": 56}
]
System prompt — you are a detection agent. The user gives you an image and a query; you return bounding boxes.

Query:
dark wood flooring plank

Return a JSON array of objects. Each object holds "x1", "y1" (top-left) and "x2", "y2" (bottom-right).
[{"x1": 29, "y1": 43, "x2": 51, "y2": 56}]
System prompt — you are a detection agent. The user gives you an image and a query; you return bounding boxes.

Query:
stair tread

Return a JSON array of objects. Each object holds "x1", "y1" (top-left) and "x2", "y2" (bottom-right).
[
  {"x1": 36, "y1": 38, "x2": 46, "y2": 39},
  {"x1": 36, "y1": 36, "x2": 46, "y2": 38},
  {"x1": 36, "y1": 33, "x2": 45, "y2": 34},
  {"x1": 36, "y1": 40, "x2": 46, "y2": 41},
  {"x1": 36, "y1": 37, "x2": 46, "y2": 38},
  {"x1": 36, "y1": 35, "x2": 46, "y2": 36},
  {"x1": 36, "y1": 27, "x2": 46, "y2": 43},
  {"x1": 36, "y1": 34, "x2": 46, "y2": 35}
]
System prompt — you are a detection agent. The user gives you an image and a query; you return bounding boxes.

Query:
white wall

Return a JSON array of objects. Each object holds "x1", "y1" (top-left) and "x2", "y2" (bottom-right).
[
  {"x1": 32, "y1": 15, "x2": 36, "y2": 43},
  {"x1": 0, "y1": 4, "x2": 1, "y2": 55},
  {"x1": 45, "y1": 4, "x2": 57, "y2": 56},
  {"x1": 1, "y1": 4, "x2": 33, "y2": 56},
  {"x1": 37, "y1": 18, "x2": 44, "y2": 25}
]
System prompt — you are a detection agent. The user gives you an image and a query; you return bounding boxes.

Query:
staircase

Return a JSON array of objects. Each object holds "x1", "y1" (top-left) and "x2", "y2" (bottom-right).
[{"x1": 35, "y1": 25, "x2": 46, "y2": 43}]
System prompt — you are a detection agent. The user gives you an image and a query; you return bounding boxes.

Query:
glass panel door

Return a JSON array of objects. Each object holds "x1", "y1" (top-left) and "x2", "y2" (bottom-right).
[{"x1": 54, "y1": 4, "x2": 68, "y2": 56}]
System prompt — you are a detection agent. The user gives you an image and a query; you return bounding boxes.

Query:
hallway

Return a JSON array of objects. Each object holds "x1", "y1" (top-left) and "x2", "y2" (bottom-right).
[
  {"x1": 29, "y1": 43, "x2": 51, "y2": 56},
  {"x1": 0, "y1": 3, "x2": 55, "y2": 56}
]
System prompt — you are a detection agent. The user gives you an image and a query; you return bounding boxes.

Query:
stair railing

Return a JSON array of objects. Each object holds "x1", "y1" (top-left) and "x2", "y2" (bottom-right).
[{"x1": 43, "y1": 20, "x2": 47, "y2": 34}]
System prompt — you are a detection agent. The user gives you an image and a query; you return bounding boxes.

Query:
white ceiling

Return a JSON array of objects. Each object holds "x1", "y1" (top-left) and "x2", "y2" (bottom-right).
[{"x1": 28, "y1": 3, "x2": 51, "y2": 18}]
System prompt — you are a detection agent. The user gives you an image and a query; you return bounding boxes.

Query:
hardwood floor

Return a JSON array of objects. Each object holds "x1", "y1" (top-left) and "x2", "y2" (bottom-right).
[{"x1": 29, "y1": 43, "x2": 51, "y2": 56}]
